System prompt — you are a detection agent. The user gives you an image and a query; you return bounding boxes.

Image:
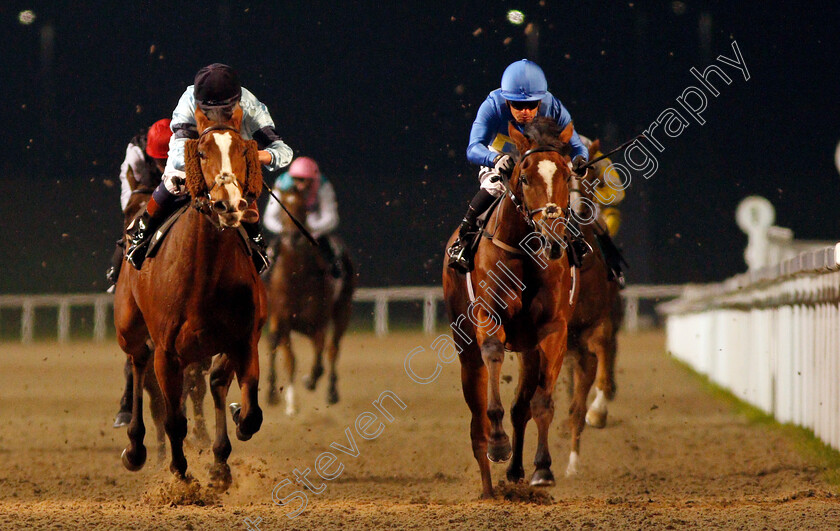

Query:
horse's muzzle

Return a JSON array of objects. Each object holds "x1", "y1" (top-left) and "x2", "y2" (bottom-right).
[{"x1": 213, "y1": 198, "x2": 248, "y2": 227}]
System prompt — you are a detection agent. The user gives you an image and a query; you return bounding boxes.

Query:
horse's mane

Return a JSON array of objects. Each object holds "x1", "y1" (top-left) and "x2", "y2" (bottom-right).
[{"x1": 520, "y1": 117, "x2": 571, "y2": 157}]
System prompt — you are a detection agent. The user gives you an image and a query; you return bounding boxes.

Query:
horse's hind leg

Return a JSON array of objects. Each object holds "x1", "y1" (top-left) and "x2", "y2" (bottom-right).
[
  {"x1": 232, "y1": 339, "x2": 263, "y2": 441},
  {"x1": 208, "y1": 354, "x2": 235, "y2": 490},
  {"x1": 154, "y1": 348, "x2": 188, "y2": 479},
  {"x1": 506, "y1": 350, "x2": 540, "y2": 483},
  {"x1": 303, "y1": 328, "x2": 326, "y2": 392},
  {"x1": 273, "y1": 328, "x2": 297, "y2": 416},
  {"x1": 113, "y1": 359, "x2": 133, "y2": 428},
  {"x1": 569, "y1": 344, "x2": 598, "y2": 476},
  {"x1": 326, "y1": 292, "x2": 352, "y2": 405},
  {"x1": 586, "y1": 321, "x2": 617, "y2": 429},
  {"x1": 265, "y1": 323, "x2": 284, "y2": 406},
  {"x1": 479, "y1": 336, "x2": 511, "y2": 464},
  {"x1": 185, "y1": 360, "x2": 211, "y2": 445}
]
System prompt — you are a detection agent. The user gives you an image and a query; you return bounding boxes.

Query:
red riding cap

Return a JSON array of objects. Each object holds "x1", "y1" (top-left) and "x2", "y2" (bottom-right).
[
  {"x1": 146, "y1": 119, "x2": 173, "y2": 160},
  {"x1": 288, "y1": 157, "x2": 321, "y2": 180}
]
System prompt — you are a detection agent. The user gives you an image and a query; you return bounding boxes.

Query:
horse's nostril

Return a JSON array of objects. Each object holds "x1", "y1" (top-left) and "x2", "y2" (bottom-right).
[
  {"x1": 236, "y1": 199, "x2": 248, "y2": 211},
  {"x1": 213, "y1": 201, "x2": 229, "y2": 213}
]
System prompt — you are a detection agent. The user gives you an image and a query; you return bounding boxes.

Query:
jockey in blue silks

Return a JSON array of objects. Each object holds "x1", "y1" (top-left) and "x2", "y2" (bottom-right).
[
  {"x1": 447, "y1": 59, "x2": 591, "y2": 273},
  {"x1": 124, "y1": 63, "x2": 293, "y2": 274}
]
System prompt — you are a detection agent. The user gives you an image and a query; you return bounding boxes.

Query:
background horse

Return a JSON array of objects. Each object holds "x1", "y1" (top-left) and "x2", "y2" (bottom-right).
[
  {"x1": 443, "y1": 118, "x2": 577, "y2": 498},
  {"x1": 114, "y1": 106, "x2": 266, "y2": 489},
  {"x1": 565, "y1": 139, "x2": 624, "y2": 431},
  {"x1": 264, "y1": 186, "x2": 354, "y2": 415},
  {"x1": 112, "y1": 175, "x2": 211, "y2": 448}
]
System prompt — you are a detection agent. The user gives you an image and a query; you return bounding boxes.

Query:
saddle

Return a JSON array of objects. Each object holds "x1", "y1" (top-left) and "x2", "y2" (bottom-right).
[{"x1": 144, "y1": 203, "x2": 251, "y2": 261}]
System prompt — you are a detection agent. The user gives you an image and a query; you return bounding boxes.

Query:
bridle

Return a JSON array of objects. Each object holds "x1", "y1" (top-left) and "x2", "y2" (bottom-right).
[
  {"x1": 499, "y1": 146, "x2": 572, "y2": 230},
  {"x1": 193, "y1": 124, "x2": 257, "y2": 211}
]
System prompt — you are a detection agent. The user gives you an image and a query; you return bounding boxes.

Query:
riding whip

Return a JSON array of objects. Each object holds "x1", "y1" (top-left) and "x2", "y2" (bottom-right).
[
  {"x1": 262, "y1": 181, "x2": 320, "y2": 247},
  {"x1": 575, "y1": 134, "x2": 647, "y2": 173}
]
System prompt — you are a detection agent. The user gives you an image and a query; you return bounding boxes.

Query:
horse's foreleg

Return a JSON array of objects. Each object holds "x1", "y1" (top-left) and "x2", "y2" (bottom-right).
[
  {"x1": 569, "y1": 345, "x2": 598, "y2": 476},
  {"x1": 185, "y1": 361, "x2": 211, "y2": 445},
  {"x1": 274, "y1": 330, "x2": 297, "y2": 416},
  {"x1": 208, "y1": 354, "x2": 235, "y2": 490},
  {"x1": 154, "y1": 349, "x2": 188, "y2": 479},
  {"x1": 303, "y1": 328, "x2": 326, "y2": 392},
  {"x1": 143, "y1": 361, "x2": 167, "y2": 462},
  {"x1": 460, "y1": 345, "x2": 494, "y2": 499},
  {"x1": 113, "y1": 359, "x2": 133, "y2": 428},
  {"x1": 506, "y1": 350, "x2": 540, "y2": 483},
  {"x1": 479, "y1": 335, "x2": 511, "y2": 464},
  {"x1": 529, "y1": 330, "x2": 568, "y2": 487},
  {"x1": 266, "y1": 322, "x2": 282, "y2": 406},
  {"x1": 585, "y1": 321, "x2": 616, "y2": 429},
  {"x1": 233, "y1": 339, "x2": 263, "y2": 441},
  {"x1": 326, "y1": 296, "x2": 352, "y2": 406},
  {"x1": 121, "y1": 343, "x2": 152, "y2": 471}
]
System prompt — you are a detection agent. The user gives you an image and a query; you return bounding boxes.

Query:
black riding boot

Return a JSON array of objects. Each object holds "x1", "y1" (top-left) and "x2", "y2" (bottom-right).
[
  {"x1": 105, "y1": 237, "x2": 126, "y2": 290},
  {"x1": 316, "y1": 236, "x2": 343, "y2": 278},
  {"x1": 125, "y1": 205, "x2": 165, "y2": 270},
  {"x1": 564, "y1": 216, "x2": 593, "y2": 269},
  {"x1": 447, "y1": 189, "x2": 497, "y2": 273},
  {"x1": 595, "y1": 230, "x2": 627, "y2": 288},
  {"x1": 243, "y1": 221, "x2": 270, "y2": 274}
]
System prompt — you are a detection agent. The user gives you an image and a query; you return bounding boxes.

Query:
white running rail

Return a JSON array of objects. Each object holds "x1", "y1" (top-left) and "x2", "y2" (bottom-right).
[{"x1": 660, "y1": 243, "x2": 840, "y2": 451}]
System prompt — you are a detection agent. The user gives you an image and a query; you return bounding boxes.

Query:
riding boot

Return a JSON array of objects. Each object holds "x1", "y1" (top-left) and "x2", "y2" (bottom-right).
[
  {"x1": 594, "y1": 230, "x2": 627, "y2": 289},
  {"x1": 243, "y1": 221, "x2": 270, "y2": 274},
  {"x1": 315, "y1": 236, "x2": 343, "y2": 278},
  {"x1": 565, "y1": 216, "x2": 592, "y2": 269},
  {"x1": 447, "y1": 189, "x2": 496, "y2": 274},
  {"x1": 125, "y1": 196, "x2": 167, "y2": 270},
  {"x1": 105, "y1": 237, "x2": 125, "y2": 291}
]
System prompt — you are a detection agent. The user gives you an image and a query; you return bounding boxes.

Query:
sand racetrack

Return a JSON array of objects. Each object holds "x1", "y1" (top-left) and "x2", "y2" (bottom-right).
[{"x1": 0, "y1": 330, "x2": 838, "y2": 530}]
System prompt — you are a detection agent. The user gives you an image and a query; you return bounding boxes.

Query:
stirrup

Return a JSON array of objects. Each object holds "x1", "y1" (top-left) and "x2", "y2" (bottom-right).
[
  {"x1": 125, "y1": 241, "x2": 150, "y2": 270},
  {"x1": 252, "y1": 249, "x2": 270, "y2": 275},
  {"x1": 447, "y1": 238, "x2": 474, "y2": 274}
]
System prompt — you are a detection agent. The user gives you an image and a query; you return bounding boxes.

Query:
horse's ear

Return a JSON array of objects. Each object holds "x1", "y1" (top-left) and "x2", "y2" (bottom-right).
[
  {"x1": 589, "y1": 139, "x2": 601, "y2": 159},
  {"x1": 560, "y1": 121, "x2": 574, "y2": 144},
  {"x1": 126, "y1": 165, "x2": 138, "y2": 191},
  {"x1": 507, "y1": 121, "x2": 529, "y2": 155},
  {"x1": 184, "y1": 139, "x2": 207, "y2": 198},
  {"x1": 244, "y1": 140, "x2": 263, "y2": 198},
  {"x1": 195, "y1": 106, "x2": 210, "y2": 132},
  {"x1": 231, "y1": 105, "x2": 243, "y2": 132}
]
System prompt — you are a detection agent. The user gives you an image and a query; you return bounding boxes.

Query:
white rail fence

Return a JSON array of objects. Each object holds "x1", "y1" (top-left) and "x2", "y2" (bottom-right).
[
  {"x1": 0, "y1": 284, "x2": 683, "y2": 343},
  {"x1": 660, "y1": 243, "x2": 840, "y2": 451}
]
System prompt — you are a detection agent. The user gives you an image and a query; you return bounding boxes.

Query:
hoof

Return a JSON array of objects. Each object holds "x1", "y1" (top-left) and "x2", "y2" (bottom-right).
[
  {"x1": 209, "y1": 463, "x2": 232, "y2": 491},
  {"x1": 157, "y1": 444, "x2": 166, "y2": 462},
  {"x1": 565, "y1": 451, "x2": 580, "y2": 477},
  {"x1": 506, "y1": 465, "x2": 525, "y2": 483},
  {"x1": 121, "y1": 446, "x2": 146, "y2": 471},
  {"x1": 585, "y1": 408, "x2": 608, "y2": 429},
  {"x1": 530, "y1": 468, "x2": 555, "y2": 487},
  {"x1": 113, "y1": 411, "x2": 132, "y2": 428},
  {"x1": 284, "y1": 387, "x2": 297, "y2": 417},
  {"x1": 327, "y1": 387, "x2": 339, "y2": 405},
  {"x1": 303, "y1": 366, "x2": 324, "y2": 391},
  {"x1": 267, "y1": 388, "x2": 280, "y2": 406},
  {"x1": 236, "y1": 409, "x2": 263, "y2": 442},
  {"x1": 229, "y1": 403, "x2": 241, "y2": 425},
  {"x1": 487, "y1": 439, "x2": 512, "y2": 463}
]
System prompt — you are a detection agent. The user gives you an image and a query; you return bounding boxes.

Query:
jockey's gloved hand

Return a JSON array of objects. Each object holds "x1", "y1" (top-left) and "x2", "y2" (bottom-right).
[
  {"x1": 572, "y1": 155, "x2": 587, "y2": 176},
  {"x1": 493, "y1": 154, "x2": 514, "y2": 177}
]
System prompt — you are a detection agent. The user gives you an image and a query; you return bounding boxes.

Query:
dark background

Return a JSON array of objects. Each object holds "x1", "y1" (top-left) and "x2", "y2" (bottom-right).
[{"x1": 1, "y1": 1, "x2": 838, "y2": 294}]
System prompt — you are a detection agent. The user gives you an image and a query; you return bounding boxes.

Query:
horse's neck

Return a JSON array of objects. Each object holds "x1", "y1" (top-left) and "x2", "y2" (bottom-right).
[{"x1": 491, "y1": 195, "x2": 532, "y2": 248}]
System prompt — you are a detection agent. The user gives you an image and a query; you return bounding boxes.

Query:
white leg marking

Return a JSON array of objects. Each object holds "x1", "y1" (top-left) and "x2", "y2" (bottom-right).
[
  {"x1": 586, "y1": 388, "x2": 609, "y2": 428},
  {"x1": 537, "y1": 160, "x2": 558, "y2": 195},
  {"x1": 284, "y1": 385, "x2": 298, "y2": 417},
  {"x1": 566, "y1": 450, "x2": 580, "y2": 477}
]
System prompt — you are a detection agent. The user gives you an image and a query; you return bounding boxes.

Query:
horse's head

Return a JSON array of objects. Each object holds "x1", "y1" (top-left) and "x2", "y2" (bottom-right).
[
  {"x1": 278, "y1": 186, "x2": 308, "y2": 238},
  {"x1": 507, "y1": 117, "x2": 574, "y2": 260},
  {"x1": 184, "y1": 106, "x2": 262, "y2": 228}
]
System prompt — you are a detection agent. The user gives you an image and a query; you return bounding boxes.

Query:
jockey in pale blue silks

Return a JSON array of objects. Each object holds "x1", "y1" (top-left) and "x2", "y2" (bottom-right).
[
  {"x1": 447, "y1": 59, "x2": 591, "y2": 273},
  {"x1": 124, "y1": 63, "x2": 293, "y2": 274}
]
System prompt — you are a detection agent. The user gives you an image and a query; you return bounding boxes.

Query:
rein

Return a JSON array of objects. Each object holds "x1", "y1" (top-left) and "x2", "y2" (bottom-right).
[{"x1": 499, "y1": 145, "x2": 570, "y2": 228}]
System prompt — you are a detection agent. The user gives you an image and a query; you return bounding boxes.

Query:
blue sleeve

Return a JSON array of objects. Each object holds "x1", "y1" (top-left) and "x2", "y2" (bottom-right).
[
  {"x1": 552, "y1": 98, "x2": 588, "y2": 161},
  {"x1": 466, "y1": 97, "x2": 503, "y2": 167}
]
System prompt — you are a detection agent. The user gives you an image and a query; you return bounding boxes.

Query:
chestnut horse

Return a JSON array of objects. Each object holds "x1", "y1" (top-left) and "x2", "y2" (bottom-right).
[
  {"x1": 565, "y1": 139, "x2": 624, "y2": 430},
  {"x1": 112, "y1": 179, "x2": 211, "y2": 448},
  {"x1": 443, "y1": 118, "x2": 578, "y2": 498},
  {"x1": 114, "y1": 106, "x2": 266, "y2": 488},
  {"x1": 265, "y1": 185, "x2": 354, "y2": 414}
]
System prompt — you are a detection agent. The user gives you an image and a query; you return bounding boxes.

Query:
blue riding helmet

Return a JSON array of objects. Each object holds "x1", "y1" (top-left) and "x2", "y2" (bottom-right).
[{"x1": 500, "y1": 59, "x2": 548, "y2": 102}]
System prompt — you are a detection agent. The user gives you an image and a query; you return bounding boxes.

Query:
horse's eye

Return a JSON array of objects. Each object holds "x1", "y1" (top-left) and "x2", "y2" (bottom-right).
[
  {"x1": 520, "y1": 174, "x2": 529, "y2": 186},
  {"x1": 198, "y1": 151, "x2": 207, "y2": 160}
]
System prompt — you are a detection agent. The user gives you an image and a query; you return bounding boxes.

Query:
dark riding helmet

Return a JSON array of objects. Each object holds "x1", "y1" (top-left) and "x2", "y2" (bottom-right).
[{"x1": 194, "y1": 63, "x2": 242, "y2": 110}]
